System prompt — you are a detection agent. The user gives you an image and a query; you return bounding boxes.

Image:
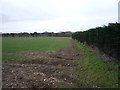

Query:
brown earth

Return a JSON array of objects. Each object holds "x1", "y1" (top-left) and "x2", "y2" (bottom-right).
[{"x1": 2, "y1": 40, "x2": 82, "y2": 88}]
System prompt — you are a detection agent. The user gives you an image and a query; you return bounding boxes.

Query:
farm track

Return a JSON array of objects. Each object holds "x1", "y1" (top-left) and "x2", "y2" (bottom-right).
[{"x1": 2, "y1": 40, "x2": 81, "y2": 88}]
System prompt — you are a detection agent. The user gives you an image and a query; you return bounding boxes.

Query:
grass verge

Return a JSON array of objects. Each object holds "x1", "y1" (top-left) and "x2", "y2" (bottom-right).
[{"x1": 74, "y1": 41, "x2": 119, "y2": 88}]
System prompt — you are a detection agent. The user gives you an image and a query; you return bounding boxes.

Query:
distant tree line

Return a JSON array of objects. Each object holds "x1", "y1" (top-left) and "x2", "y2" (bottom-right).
[
  {"x1": 2, "y1": 31, "x2": 72, "y2": 37},
  {"x1": 72, "y1": 23, "x2": 120, "y2": 61}
]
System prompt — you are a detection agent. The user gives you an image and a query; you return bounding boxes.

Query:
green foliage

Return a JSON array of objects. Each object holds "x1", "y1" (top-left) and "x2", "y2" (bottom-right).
[
  {"x1": 72, "y1": 24, "x2": 120, "y2": 60},
  {"x1": 74, "y1": 42, "x2": 119, "y2": 88}
]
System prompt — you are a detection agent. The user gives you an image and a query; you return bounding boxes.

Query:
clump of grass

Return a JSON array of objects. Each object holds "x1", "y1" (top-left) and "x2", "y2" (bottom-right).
[
  {"x1": 74, "y1": 42, "x2": 119, "y2": 88},
  {"x1": 2, "y1": 53, "x2": 28, "y2": 63},
  {"x1": 55, "y1": 83, "x2": 78, "y2": 88}
]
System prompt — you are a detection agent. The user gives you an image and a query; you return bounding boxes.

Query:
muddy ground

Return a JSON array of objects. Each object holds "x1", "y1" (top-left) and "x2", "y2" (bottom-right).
[{"x1": 2, "y1": 40, "x2": 82, "y2": 88}]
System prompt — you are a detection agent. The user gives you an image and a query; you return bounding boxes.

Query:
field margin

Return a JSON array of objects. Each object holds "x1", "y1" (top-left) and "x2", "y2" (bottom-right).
[{"x1": 73, "y1": 41, "x2": 119, "y2": 88}]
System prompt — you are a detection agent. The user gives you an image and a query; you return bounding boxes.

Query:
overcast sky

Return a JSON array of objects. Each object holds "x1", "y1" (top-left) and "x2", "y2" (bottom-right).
[{"x1": 0, "y1": 0, "x2": 119, "y2": 33}]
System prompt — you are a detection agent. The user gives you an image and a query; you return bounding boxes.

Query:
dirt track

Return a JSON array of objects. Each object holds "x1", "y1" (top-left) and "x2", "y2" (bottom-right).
[{"x1": 2, "y1": 40, "x2": 81, "y2": 88}]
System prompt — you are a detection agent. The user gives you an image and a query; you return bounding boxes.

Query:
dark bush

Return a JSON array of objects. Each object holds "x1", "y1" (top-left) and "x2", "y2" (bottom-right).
[{"x1": 72, "y1": 23, "x2": 120, "y2": 61}]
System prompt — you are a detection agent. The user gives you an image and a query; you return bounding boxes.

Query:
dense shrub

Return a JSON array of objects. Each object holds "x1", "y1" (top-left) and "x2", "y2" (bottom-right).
[{"x1": 72, "y1": 23, "x2": 120, "y2": 61}]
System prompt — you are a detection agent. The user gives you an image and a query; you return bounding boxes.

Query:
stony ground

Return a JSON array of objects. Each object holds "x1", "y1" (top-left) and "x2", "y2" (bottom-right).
[{"x1": 2, "y1": 40, "x2": 82, "y2": 88}]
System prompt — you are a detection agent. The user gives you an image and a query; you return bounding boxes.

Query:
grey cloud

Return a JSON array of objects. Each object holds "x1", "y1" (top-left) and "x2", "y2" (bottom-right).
[
  {"x1": 1, "y1": 0, "x2": 119, "y2": 33},
  {"x1": 1, "y1": 3, "x2": 56, "y2": 22}
]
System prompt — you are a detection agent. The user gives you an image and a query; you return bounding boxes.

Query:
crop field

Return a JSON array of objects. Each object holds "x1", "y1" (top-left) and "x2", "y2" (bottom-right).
[
  {"x1": 2, "y1": 37, "x2": 82, "y2": 88},
  {"x1": 3, "y1": 37, "x2": 70, "y2": 52},
  {"x1": 2, "y1": 37, "x2": 70, "y2": 62},
  {"x1": 2, "y1": 37, "x2": 119, "y2": 88}
]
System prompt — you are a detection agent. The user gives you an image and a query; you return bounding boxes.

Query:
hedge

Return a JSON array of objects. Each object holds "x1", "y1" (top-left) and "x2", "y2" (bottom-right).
[{"x1": 72, "y1": 23, "x2": 120, "y2": 61}]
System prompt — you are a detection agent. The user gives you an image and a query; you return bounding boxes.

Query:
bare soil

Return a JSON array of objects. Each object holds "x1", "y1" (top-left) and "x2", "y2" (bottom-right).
[{"x1": 2, "y1": 40, "x2": 82, "y2": 88}]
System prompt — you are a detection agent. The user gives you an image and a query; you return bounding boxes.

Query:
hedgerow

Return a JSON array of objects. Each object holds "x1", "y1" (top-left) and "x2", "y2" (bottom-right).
[{"x1": 72, "y1": 23, "x2": 120, "y2": 61}]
